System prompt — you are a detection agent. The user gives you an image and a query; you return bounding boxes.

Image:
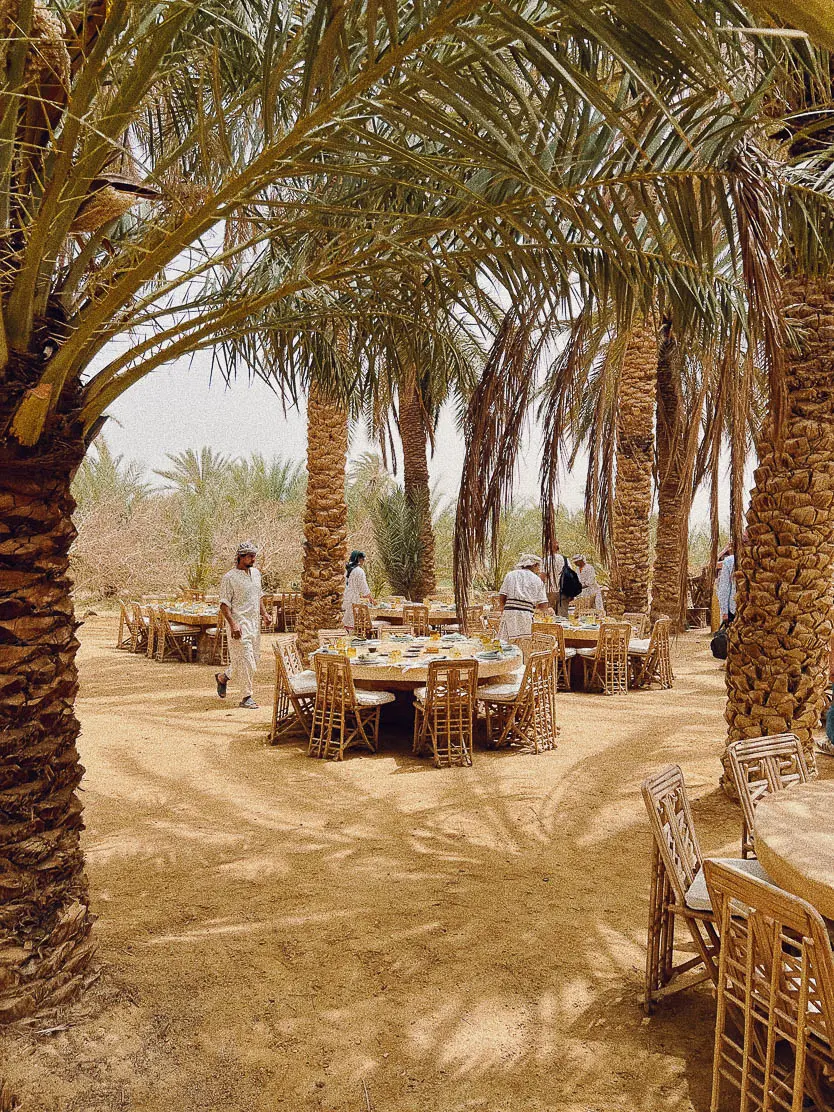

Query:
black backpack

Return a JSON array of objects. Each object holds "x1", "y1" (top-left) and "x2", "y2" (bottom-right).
[
  {"x1": 710, "y1": 620, "x2": 729, "y2": 660},
  {"x1": 560, "y1": 559, "x2": 582, "y2": 600}
]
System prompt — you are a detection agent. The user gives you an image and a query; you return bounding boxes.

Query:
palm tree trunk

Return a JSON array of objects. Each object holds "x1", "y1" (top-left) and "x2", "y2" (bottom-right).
[
  {"x1": 0, "y1": 364, "x2": 94, "y2": 1022},
  {"x1": 295, "y1": 382, "x2": 349, "y2": 659},
  {"x1": 398, "y1": 379, "x2": 436, "y2": 601},
  {"x1": 723, "y1": 275, "x2": 834, "y2": 777},
  {"x1": 607, "y1": 319, "x2": 657, "y2": 615},
  {"x1": 652, "y1": 324, "x2": 689, "y2": 630}
]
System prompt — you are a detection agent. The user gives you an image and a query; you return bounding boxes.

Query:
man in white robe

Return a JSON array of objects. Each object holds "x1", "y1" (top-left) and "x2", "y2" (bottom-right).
[
  {"x1": 497, "y1": 554, "x2": 552, "y2": 640},
  {"x1": 214, "y1": 540, "x2": 273, "y2": 709},
  {"x1": 573, "y1": 555, "x2": 604, "y2": 611},
  {"x1": 543, "y1": 541, "x2": 568, "y2": 617}
]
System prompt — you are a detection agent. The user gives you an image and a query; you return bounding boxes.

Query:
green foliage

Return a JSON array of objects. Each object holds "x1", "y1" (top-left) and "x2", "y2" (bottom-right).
[
  {"x1": 370, "y1": 489, "x2": 426, "y2": 599},
  {"x1": 72, "y1": 439, "x2": 149, "y2": 516},
  {"x1": 228, "y1": 455, "x2": 306, "y2": 505}
]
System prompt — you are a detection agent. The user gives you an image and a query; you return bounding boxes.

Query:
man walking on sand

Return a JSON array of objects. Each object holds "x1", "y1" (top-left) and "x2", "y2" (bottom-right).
[{"x1": 215, "y1": 541, "x2": 272, "y2": 709}]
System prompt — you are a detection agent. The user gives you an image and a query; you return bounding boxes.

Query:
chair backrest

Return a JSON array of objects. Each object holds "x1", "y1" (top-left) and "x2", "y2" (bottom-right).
[
  {"x1": 403, "y1": 604, "x2": 430, "y2": 637},
  {"x1": 281, "y1": 591, "x2": 300, "y2": 631},
  {"x1": 463, "y1": 605, "x2": 486, "y2": 636},
  {"x1": 378, "y1": 624, "x2": 414, "y2": 639},
  {"x1": 594, "y1": 621, "x2": 630, "y2": 694},
  {"x1": 313, "y1": 652, "x2": 358, "y2": 711},
  {"x1": 532, "y1": 632, "x2": 556, "y2": 656},
  {"x1": 704, "y1": 859, "x2": 834, "y2": 1110},
  {"x1": 522, "y1": 649, "x2": 558, "y2": 745},
  {"x1": 549, "y1": 622, "x2": 568, "y2": 662},
  {"x1": 318, "y1": 628, "x2": 347, "y2": 648},
  {"x1": 423, "y1": 659, "x2": 478, "y2": 719},
  {"x1": 641, "y1": 765, "x2": 703, "y2": 903},
  {"x1": 118, "y1": 598, "x2": 135, "y2": 631},
  {"x1": 512, "y1": 635, "x2": 533, "y2": 662},
  {"x1": 726, "y1": 733, "x2": 810, "y2": 850},
  {"x1": 274, "y1": 634, "x2": 304, "y2": 682},
  {"x1": 352, "y1": 603, "x2": 372, "y2": 638},
  {"x1": 623, "y1": 611, "x2": 649, "y2": 637},
  {"x1": 574, "y1": 595, "x2": 597, "y2": 616}
]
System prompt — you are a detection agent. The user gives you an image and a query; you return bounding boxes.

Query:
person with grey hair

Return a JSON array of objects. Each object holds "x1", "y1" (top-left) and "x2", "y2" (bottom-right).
[
  {"x1": 573, "y1": 554, "x2": 604, "y2": 610},
  {"x1": 214, "y1": 540, "x2": 272, "y2": 709},
  {"x1": 497, "y1": 553, "x2": 552, "y2": 640}
]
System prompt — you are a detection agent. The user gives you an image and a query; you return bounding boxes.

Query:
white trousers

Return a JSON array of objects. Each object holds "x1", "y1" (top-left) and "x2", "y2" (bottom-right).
[{"x1": 226, "y1": 635, "x2": 260, "y2": 698}]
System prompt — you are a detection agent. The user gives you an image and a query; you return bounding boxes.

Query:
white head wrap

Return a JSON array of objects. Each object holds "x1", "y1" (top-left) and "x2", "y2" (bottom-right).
[
  {"x1": 236, "y1": 540, "x2": 259, "y2": 556},
  {"x1": 516, "y1": 553, "x2": 543, "y2": 569}
]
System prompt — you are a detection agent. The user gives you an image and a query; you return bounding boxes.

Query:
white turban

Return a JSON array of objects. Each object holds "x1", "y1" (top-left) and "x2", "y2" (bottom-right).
[
  {"x1": 573, "y1": 554, "x2": 586, "y2": 563},
  {"x1": 516, "y1": 553, "x2": 543, "y2": 569}
]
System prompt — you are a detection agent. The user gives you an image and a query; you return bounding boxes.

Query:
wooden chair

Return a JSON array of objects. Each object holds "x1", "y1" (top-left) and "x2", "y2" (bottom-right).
[
  {"x1": 704, "y1": 860, "x2": 834, "y2": 1112},
  {"x1": 280, "y1": 591, "x2": 300, "y2": 632},
  {"x1": 154, "y1": 609, "x2": 197, "y2": 663},
  {"x1": 478, "y1": 648, "x2": 558, "y2": 753},
  {"x1": 308, "y1": 654, "x2": 395, "y2": 760},
  {"x1": 402, "y1": 604, "x2": 430, "y2": 637},
  {"x1": 550, "y1": 622, "x2": 576, "y2": 691},
  {"x1": 485, "y1": 613, "x2": 501, "y2": 634},
  {"x1": 129, "y1": 601, "x2": 150, "y2": 654},
  {"x1": 462, "y1": 605, "x2": 487, "y2": 636},
  {"x1": 352, "y1": 602, "x2": 389, "y2": 639},
  {"x1": 206, "y1": 610, "x2": 230, "y2": 666},
  {"x1": 641, "y1": 765, "x2": 722, "y2": 1012},
  {"x1": 116, "y1": 599, "x2": 135, "y2": 650},
  {"x1": 629, "y1": 616, "x2": 674, "y2": 689},
  {"x1": 413, "y1": 659, "x2": 478, "y2": 768},
  {"x1": 578, "y1": 621, "x2": 630, "y2": 694},
  {"x1": 270, "y1": 635, "x2": 316, "y2": 742},
  {"x1": 318, "y1": 628, "x2": 347, "y2": 648},
  {"x1": 623, "y1": 611, "x2": 650, "y2": 637},
  {"x1": 378, "y1": 623, "x2": 414, "y2": 639},
  {"x1": 144, "y1": 605, "x2": 159, "y2": 658},
  {"x1": 726, "y1": 733, "x2": 810, "y2": 859},
  {"x1": 573, "y1": 595, "x2": 599, "y2": 618}
]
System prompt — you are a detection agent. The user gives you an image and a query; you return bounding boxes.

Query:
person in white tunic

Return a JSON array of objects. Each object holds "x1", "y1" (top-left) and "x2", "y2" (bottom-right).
[
  {"x1": 543, "y1": 540, "x2": 568, "y2": 616},
  {"x1": 214, "y1": 541, "x2": 273, "y2": 708},
  {"x1": 573, "y1": 555, "x2": 604, "y2": 611},
  {"x1": 342, "y1": 550, "x2": 374, "y2": 630},
  {"x1": 497, "y1": 554, "x2": 551, "y2": 640}
]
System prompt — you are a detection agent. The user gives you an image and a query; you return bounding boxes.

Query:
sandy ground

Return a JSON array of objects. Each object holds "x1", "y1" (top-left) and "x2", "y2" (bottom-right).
[{"x1": 3, "y1": 618, "x2": 833, "y2": 1112}]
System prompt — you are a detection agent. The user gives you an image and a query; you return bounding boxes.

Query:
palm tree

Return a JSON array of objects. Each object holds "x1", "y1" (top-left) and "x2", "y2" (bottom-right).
[{"x1": 72, "y1": 438, "x2": 149, "y2": 515}]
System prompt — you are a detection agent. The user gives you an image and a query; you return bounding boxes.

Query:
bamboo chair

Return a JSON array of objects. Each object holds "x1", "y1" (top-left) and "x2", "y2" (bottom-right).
[
  {"x1": 270, "y1": 635, "x2": 316, "y2": 742},
  {"x1": 726, "y1": 733, "x2": 810, "y2": 859},
  {"x1": 318, "y1": 628, "x2": 348, "y2": 648},
  {"x1": 578, "y1": 621, "x2": 631, "y2": 694},
  {"x1": 629, "y1": 616, "x2": 674, "y2": 690},
  {"x1": 308, "y1": 654, "x2": 394, "y2": 760},
  {"x1": 352, "y1": 603, "x2": 389, "y2": 639},
  {"x1": 704, "y1": 860, "x2": 834, "y2": 1112},
  {"x1": 623, "y1": 611, "x2": 650, "y2": 637},
  {"x1": 402, "y1": 604, "x2": 430, "y2": 637},
  {"x1": 154, "y1": 609, "x2": 197, "y2": 663},
  {"x1": 280, "y1": 591, "x2": 300, "y2": 632},
  {"x1": 642, "y1": 765, "x2": 722, "y2": 1011},
  {"x1": 462, "y1": 605, "x2": 487, "y2": 636},
  {"x1": 144, "y1": 605, "x2": 159, "y2": 658},
  {"x1": 129, "y1": 602, "x2": 150, "y2": 654},
  {"x1": 116, "y1": 599, "x2": 135, "y2": 650},
  {"x1": 478, "y1": 648, "x2": 559, "y2": 752},
  {"x1": 413, "y1": 659, "x2": 478, "y2": 768},
  {"x1": 378, "y1": 624, "x2": 414, "y2": 639},
  {"x1": 550, "y1": 622, "x2": 576, "y2": 692},
  {"x1": 206, "y1": 610, "x2": 230, "y2": 667},
  {"x1": 573, "y1": 595, "x2": 598, "y2": 618}
]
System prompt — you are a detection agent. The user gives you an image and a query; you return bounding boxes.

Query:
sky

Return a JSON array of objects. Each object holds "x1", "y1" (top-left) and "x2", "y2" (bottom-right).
[{"x1": 105, "y1": 345, "x2": 730, "y2": 528}]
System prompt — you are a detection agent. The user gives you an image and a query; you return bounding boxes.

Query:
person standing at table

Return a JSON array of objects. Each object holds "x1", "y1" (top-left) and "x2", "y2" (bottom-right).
[
  {"x1": 342, "y1": 550, "x2": 374, "y2": 630},
  {"x1": 497, "y1": 554, "x2": 552, "y2": 640},
  {"x1": 214, "y1": 540, "x2": 272, "y2": 709},
  {"x1": 544, "y1": 541, "x2": 569, "y2": 617},
  {"x1": 574, "y1": 554, "x2": 604, "y2": 611},
  {"x1": 717, "y1": 543, "x2": 736, "y2": 625}
]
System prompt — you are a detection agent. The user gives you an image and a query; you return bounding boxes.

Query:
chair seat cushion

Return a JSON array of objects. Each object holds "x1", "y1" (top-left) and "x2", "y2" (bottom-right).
[
  {"x1": 563, "y1": 647, "x2": 577, "y2": 659},
  {"x1": 169, "y1": 623, "x2": 194, "y2": 633},
  {"x1": 289, "y1": 670, "x2": 317, "y2": 695},
  {"x1": 356, "y1": 689, "x2": 396, "y2": 707},
  {"x1": 413, "y1": 686, "x2": 427, "y2": 703},
  {"x1": 576, "y1": 647, "x2": 597, "y2": 658},
  {"x1": 685, "y1": 857, "x2": 771, "y2": 912},
  {"x1": 477, "y1": 682, "x2": 522, "y2": 702},
  {"x1": 628, "y1": 638, "x2": 650, "y2": 654}
]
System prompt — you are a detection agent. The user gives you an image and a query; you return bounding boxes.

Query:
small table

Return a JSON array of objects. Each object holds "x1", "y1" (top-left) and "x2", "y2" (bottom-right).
[
  {"x1": 315, "y1": 637, "x2": 521, "y2": 692},
  {"x1": 754, "y1": 781, "x2": 834, "y2": 920}
]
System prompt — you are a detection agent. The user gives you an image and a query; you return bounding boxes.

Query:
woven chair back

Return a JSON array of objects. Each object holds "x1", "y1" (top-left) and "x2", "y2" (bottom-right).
[
  {"x1": 463, "y1": 605, "x2": 486, "y2": 635},
  {"x1": 623, "y1": 611, "x2": 649, "y2": 637},
  {"x1": 281, "y1": 591, "x2": 300, "y2": 632},
  {"x1": 704, "y1": 859, "x2": 834, "y2": 1112},
  {"x1": 309, "y1": 653, "x2": 369, "y2": 759},
  {"x1": 318, "y1": 628, "x2": 347, "y2": 648},
  {"x1": 421, "y1": 659, "x2": 478, "y2": 767},
  {"x1": 270, "y1": 635, "x2": 313, "y2": 742},
  {"x1": 574, "y1": 595, "x2": 597, "y2": 617},
  {"x1": 211, "y1": 609, "x2": 230, "y2": 665},
  {"x1": 641, "y1": 765, "x2": 702, "y2": 899},
  {"x1": 594, "y1": 621, "x2": 630, "y2": 694},
  {"x1": 352, "y1": 603, "x2": 373, "y2": 638},
  {"x1": 129, "y1": 601, "x2": 147, "y2": 653},
  {"x1": 548, "y1": 622, "x2": 572, "y2": 690},
  {"x1": 726, "y1": 733, "x2": 810, "y2": 858},
  {"x1": 378, "y1": 624, "x2": 414, "y2": 639},
  {"x1": 646, "y1": 616, "x2": 673, "y2": 688},
  {"x1": 520, "y1": 649, "x2": 558, "y2": 752},
  {"x1": 155, "y1": 608, "x2": 192, "y2": 662},
  {"x1": 402, "y1": 604, "x2": 430, "y2": 637},
  {"x1": 117, "y1": 598, "x2": 135, "y2": 649}
]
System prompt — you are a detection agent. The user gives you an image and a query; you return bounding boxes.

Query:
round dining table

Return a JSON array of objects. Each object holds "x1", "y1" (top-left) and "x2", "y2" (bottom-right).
[
  {"x1": 533, "y1": 618, "x2": 601, "y2": 649},
  {"x1": 754, "y1": 781, "x2": 834, "y2": 920},
  {"x1": 314, "y1": 635, "x2": 522, "y2": 691}
]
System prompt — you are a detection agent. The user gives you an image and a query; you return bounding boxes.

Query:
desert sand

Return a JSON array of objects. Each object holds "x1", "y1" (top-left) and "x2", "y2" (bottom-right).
[{"x1": 3, "y1": 618, "x2": 831, "y2": 1111}]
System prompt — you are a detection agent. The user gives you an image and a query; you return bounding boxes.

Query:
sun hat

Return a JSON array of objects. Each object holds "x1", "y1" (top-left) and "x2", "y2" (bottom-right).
[
  {"x1": 516, "y1": 553, "x2": 543, "y2": 568},
  {"x1": 236, "y1": 540, "x2": 259, "y2": 556}
]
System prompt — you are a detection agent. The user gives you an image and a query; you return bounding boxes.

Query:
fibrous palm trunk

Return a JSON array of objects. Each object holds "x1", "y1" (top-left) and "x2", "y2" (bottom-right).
[
  {"x1": 0, "y1": 361, "x2": 94, "y2": 1022},
  {"x1": 652, "y1": 324, "x2": 690, "y2": 630},
  {"x1": 295, "y1": 382, "x2": 349, "y2": 659},
  {"x1": 398, "y1": 379, "x2": 436, "y2": 601},
  {"x1": 607, "y1": 319, "x2": 657, "y2": 616},
  {"x1": 723, "y1": 276, "x2": 834, "y2": 776}
]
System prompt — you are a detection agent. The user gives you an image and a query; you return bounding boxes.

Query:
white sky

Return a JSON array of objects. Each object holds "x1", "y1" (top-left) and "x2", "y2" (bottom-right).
[{"x1": 105, "y1": 346, "x2": 729, "y2": 527}]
